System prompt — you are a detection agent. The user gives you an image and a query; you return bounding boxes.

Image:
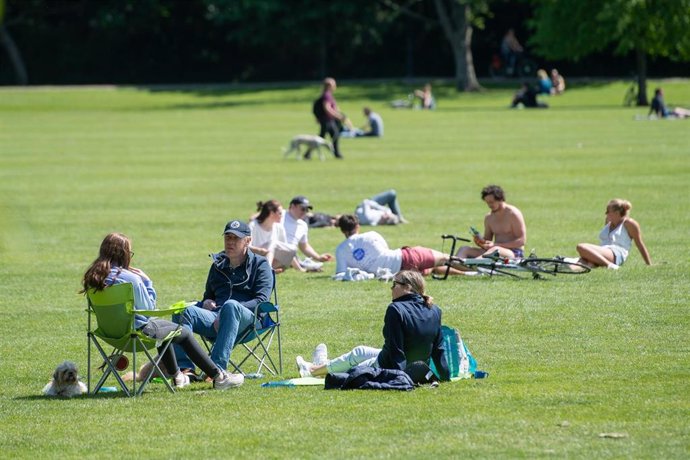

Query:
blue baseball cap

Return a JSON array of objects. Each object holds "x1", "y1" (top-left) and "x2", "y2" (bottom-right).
[{"x1": 223, "y1": 220, "x2": 250, "y2": 237}]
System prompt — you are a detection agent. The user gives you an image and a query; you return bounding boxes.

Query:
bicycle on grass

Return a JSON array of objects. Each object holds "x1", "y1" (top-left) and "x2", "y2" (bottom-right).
[{"x1": 433, "y1": 234, "x2": 591, "y2": 280}]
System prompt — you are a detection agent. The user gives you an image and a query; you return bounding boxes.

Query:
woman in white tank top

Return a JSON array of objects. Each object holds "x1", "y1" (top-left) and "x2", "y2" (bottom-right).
[{"x1": 575, "y1": 199, "x2": 652, "y2": 269}]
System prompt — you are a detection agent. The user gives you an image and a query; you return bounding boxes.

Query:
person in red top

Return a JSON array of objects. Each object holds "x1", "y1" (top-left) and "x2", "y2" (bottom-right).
[{"x1": 310, "y1": 77, "x2": 346, "y2": 159}]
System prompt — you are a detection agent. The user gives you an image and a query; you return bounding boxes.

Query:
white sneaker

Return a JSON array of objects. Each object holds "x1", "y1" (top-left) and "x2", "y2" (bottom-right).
[
  {"x1": 296, "y1": 356, "x2": 313, "y2": 378},
  {"x1": 173, "y1": 371, "x2": 190, "y2": 389},
  {"x1": 213, "y1": 370, "x2": 244, "y2": 390},
  {"x1": 607, "y1": 263, "x2": 620, "y2": 270},
  {"x1": 300, "y1": 258, "x2": 323, "y2": 272},
  {"x1": 312, "y1": 344, "x2": 328, "y2": 366}
]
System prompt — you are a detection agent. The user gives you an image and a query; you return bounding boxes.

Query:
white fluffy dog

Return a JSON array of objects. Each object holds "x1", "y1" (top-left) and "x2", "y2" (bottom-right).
[
  {"x1": 43, "y1": 361, "x2": 87, "y2": 397},
  {"x1": 282, "y1": 134, "x2": 333, "y2": 161}
]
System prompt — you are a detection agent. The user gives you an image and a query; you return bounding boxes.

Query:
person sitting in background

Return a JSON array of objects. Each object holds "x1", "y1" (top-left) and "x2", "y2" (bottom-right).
[
  {"x1": 283, "y1": 195, "x2": 334, "y2": 269},
  {"x1": 356, "y1": 107, "x2": 384, "y2": 137},
  {"x1": 649, "y1": 88, "x2": 690, "y2": 119},
  {"x1": 537, "y1": 69, "x2": 552, "y2": 95},
  {"x1": 355, "y1": 189, "x2": 408, "y2": 226},
  {"x1": 296, "y1": 270, "x2": 449, "y2": 382},
  {"x1": 511, "y1": 82, "x2": 548, "y2": 108},
  {"x1": 249, "y1": 200, "x2": 301, "y2": 273},
  {"x1": 550, "y1": 69, "x2": 566, "y2": 94},
  {"x1": 414, "y1": 83, "x2": 436, "y2": 109},
  {"x1": 570, "y1": 199, "x2": 651, "y2": 270},
  {"x1": 455, "y1": 185, "x2": 527, "y2": 260}
]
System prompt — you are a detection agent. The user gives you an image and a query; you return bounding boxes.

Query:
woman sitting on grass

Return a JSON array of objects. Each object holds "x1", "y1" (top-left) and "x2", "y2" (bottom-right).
[
  {"x1": 248, "y1": 200, "x2": 302, "y2": 273},
  {"x1": 296, "y1": 270, "x2": 449, "y2": 381},
  {"x1": 572, "y1": 199, "x2": 652, "y2": 269},
  {"x1": 82, "y1": 232, "x2": 239, "y2": 390}
]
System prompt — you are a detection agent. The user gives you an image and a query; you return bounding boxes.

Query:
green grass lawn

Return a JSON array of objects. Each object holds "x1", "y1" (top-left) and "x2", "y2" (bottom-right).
[{"x1": 0, "y1": 79, "x2": 688, "y2": 458}]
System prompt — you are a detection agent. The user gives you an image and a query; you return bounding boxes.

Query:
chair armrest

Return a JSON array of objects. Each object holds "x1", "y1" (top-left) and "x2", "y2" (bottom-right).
[
  {"x1": 133, "y1": 300, "x2": 189, "y2": 317},
  {"x1": 256, "y1": 301, "x2": 278, "y2": 314}
]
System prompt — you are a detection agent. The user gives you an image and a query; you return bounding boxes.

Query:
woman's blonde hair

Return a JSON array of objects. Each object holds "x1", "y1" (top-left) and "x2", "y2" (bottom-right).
[
  {"x1": 537, "y1": 69, "x2": 548, "y2": 79},
  {"x1": 607, "y1": 198, "x2": 632, "y2": 217},
  {"x1": 394, "y1": 270, "x2": 433, "y2": 307}
]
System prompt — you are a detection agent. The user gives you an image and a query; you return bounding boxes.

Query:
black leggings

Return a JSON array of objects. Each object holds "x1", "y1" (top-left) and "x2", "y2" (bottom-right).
[
  {"x1": 319, "y1": 119, "x2": 342, "y2": 158},
  {"x1": 140, "y1": 318, "x2": 219, "y2": 379}
]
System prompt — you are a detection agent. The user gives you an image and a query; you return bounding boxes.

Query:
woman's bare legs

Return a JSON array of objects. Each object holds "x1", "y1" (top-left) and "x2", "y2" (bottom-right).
[{"x1": 576, "y1": 243, "x2": 617, "y2": 268}]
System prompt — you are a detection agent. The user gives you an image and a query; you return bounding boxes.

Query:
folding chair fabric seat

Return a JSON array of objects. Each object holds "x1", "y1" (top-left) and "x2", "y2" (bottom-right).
[{"x1": 86, "y1": 283, "x2": 186, "y2": 397}]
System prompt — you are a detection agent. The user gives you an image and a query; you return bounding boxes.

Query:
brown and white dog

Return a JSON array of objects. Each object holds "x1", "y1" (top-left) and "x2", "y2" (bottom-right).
[
  {"x1": 282, "y1": 134, "x2": 333, "y2": 161},
  {"x1": 43, "y1": 361, "x2": 88, "y2": 397}
]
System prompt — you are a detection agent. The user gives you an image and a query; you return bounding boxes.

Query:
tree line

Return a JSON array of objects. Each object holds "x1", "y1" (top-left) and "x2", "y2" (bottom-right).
[{"x1": 1, "y1": 0, "x2": 688, "y2": 104}]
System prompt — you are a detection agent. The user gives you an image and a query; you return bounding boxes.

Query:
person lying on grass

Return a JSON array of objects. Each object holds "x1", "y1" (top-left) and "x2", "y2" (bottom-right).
[
  {"x1": 335, "y1": 214, "x2": 474, "y2": 276},
  {"x1": 296, "y1": 270, "x2": 449, "y2": 381}
]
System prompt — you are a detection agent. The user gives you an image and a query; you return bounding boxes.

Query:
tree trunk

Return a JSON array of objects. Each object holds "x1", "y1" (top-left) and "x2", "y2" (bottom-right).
[
  {"x1": 635, "y1": 48, "x2": 648, "y2": 106},
  {"x1": 433, "y1": 0, "x2": 481, "y2": 92},
  {"x1": 0, "y1": 25, "x2": 28, "y2": 85},
  {"x1": 463, "y1": 20, "x2": 481, "y2": 91}
]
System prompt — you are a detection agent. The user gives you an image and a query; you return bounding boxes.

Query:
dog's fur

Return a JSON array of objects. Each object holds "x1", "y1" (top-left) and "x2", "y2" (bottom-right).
[
  {"x1": 43, "y1": 361, "x2": 87, "y2": 397},
  {"x1": 282, "y1": 134, "x2": 333, "y2": 161}
]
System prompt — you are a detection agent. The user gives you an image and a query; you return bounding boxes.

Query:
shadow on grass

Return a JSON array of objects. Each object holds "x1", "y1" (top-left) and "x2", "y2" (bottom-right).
[{"x1": 128, "y1": 78, "x2": 629, "y2": 111}]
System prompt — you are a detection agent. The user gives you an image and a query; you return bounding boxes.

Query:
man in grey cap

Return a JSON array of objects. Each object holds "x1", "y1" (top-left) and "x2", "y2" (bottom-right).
[
  {"x1": 283, "y1": 196, "x2": 333, "y2": 269},
  {"x1": 173, "y1": 219, "x2": 273, "y2": 383}
]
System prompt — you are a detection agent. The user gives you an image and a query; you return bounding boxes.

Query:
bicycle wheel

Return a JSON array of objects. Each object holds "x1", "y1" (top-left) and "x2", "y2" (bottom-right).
[{"x1": 521, "y1": 258, "x2": 591, "y2": 276}]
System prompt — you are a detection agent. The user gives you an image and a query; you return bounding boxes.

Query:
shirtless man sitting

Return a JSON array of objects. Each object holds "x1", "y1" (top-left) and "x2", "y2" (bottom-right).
[{"x1": 456, "y1": 185, "x2": 527, "y2": 259}]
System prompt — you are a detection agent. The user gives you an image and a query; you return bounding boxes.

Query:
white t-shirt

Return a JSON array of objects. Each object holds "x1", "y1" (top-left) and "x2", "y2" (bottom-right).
[
  {"x1": 355, "y1": 199, "x2": 387, "y2": 226},
  {"x1": 369, "y1": 112, "x2": 384, "y2": 136},
  {"x1": 249, "y1": 219, "x2": 288, "y2": 249},
  {"x1": 282, "y1": 211, "x2": 309, "y2": 246},
  {"x1": 335, "y1": 231, "x2": 402, "y2": 274},
  {"x1": 250, "y1": 219, "x2": 297, "y2": 266}
]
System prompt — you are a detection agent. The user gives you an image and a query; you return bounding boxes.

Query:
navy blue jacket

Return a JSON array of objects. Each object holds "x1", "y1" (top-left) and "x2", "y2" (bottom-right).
[
  {"x1": 202, "y1": 250, "x2": 273, "y2": 312},
  {"x1": 377, "y1": 293, "x2": 450, "y2": 381}
]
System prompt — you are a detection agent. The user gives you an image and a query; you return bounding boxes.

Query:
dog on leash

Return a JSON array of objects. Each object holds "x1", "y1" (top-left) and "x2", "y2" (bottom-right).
[
  {"x1": 43, "y1": 361, "x2": 88, "y2": 397},
  {"x1": 283, "y1": 134, "x2": 333, "y2": 161}
]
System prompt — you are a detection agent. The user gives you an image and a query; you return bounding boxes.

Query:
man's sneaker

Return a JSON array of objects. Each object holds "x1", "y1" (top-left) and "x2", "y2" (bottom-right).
[
  {"x1": 173, "y1": 371, "x2": 190, "y2": 389},
  {"x1": 312, "y1": 343, "x2": 328, "y2": 366},
  {"x1": 300, "y1": 258, "x2": 323, "y2": 272},
  {"x1": 296, "y1": 356, "x2": 313, "y2": 378},
  {"x1": 213, "y1": 371, "x2": 244, "y2": 390},
  {"x1": 607, "y1": 263, "x2": 620, "y2": 270}
]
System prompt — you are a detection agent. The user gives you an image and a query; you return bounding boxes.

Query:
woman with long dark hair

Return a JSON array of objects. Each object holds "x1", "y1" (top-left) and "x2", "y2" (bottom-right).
[{"x1": 249, "y1": 200, "x2": 301, "y2": 272}]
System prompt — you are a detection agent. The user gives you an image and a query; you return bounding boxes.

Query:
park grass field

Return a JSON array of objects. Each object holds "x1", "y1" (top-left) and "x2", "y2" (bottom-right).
[{"x1": 0, "y1": 79, "x2": 688, "y2": 458}]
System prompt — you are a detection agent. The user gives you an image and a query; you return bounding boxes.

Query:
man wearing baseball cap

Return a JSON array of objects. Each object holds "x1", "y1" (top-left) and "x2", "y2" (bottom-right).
[
  {"x1": 173, "y1": 219, "x2": 273, "y2": 384},
  {"x1": 283, "y1": 196, "x2": 333, "y2": 269}
]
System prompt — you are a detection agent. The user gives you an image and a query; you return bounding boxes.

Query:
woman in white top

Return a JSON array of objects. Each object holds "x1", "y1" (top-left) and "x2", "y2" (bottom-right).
[
  {"x1": 249, "y1": 200, "x2": 300, "y2": 272},
  {"x1": 575, "y1": 199, "x2": 652, "y2": 269}
]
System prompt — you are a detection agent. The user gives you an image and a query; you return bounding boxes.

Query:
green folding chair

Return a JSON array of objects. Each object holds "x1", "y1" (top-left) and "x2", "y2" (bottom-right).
[{"x1": 86, "y1": 283, "x2": 187, "y2": 397}]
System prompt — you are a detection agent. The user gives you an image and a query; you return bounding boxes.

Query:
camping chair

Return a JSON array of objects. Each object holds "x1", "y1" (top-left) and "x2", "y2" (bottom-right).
[
  {"x1": 202, "y1": 274, "x2": 282, "y2": 377},
  {"x1": 86, "y1": 283, "x2": 187, "y2": 397}
]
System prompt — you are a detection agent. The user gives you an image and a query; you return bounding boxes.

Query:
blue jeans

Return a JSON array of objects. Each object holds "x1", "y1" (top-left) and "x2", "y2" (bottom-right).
[
  {"x1": 172, "y1": 300, "x2": 257, "y2": 371},
  {"x1": 371, "y1": 189, "x2": 404, "y2": 220}
]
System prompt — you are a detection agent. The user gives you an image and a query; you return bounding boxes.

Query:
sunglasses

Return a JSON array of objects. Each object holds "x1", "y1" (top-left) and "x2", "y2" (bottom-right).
[{"x1": 391, "y1": 280, "x2": 406, "y2": 289}]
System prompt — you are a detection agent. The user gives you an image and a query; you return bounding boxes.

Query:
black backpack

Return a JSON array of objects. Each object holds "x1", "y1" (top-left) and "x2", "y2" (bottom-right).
[{"x1": 312, "y1": 95, "x2": 326, "y2": 122}]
